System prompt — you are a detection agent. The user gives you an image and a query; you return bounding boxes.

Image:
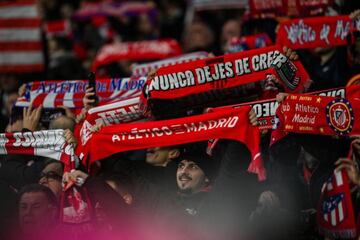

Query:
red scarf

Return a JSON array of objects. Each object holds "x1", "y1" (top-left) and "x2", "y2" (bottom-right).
[
  {"x1": 60, "y1": 185, "x2": 94, "y2": 224},
  {"x1": 77, "y1": 106, "x2": 264, "y2": 180},
  {"x1": 317, "y1": 169, "x2": 357, "y2": 239},
  {"x1": 144, "y1": 45, "x2": 310, "y2": 106},
  {"x1": 214, "y1": 85, "x2": 356, "y2": 130},
  {"x1": 0, "y1": 130, "x2": 75, "y2": 172},
  {"x1": 271, "y1": 93, "x2": 360, "y2": 144},
  {"x1": 276, "y1": 15, "x2": 358, "y2": 49},
  {"x1": 93, "y1": 39, "x2": 182, "y2": 70}
]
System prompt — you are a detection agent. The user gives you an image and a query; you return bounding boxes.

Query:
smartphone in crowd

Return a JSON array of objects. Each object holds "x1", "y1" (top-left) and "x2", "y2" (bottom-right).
[{"x1": 88, "y1": 72, "x2": 99, "y2": 105}]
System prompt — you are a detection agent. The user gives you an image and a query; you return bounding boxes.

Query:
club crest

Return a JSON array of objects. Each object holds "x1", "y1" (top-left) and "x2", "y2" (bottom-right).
[
  {"x1": 322, "y1": 193, "x2": 346, "y2": 226},
  {"x1": 326, "y1": 99, "x2": 354, "y2": 135}
]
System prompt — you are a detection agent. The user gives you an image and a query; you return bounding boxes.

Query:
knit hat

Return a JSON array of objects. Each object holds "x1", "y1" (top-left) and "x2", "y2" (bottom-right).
[{"x1": 179, "y1": 151, "x2": 217, "y2": 181}]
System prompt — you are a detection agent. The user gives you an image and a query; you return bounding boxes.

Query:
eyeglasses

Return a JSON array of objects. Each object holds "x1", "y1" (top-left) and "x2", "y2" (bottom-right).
[{"x1": 40, "y1": 171, "x2": 62, "y2": 182}]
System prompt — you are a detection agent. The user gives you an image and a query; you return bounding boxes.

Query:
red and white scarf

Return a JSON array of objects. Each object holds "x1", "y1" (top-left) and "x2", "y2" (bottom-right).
[
  {"x1": 77, "y1": 106, "x2": 264, "y2": 180},
  {"x1": 0, "y1": 130, "x2": 76, "y2": 172},
  {"x1": 276, "y1": 15, "x2": 360, "y2": 49},
  {"x1": 79, "y1": 96, "x2": 145, "y2": 146},
  {"x1": 15, "y1": 77, "x2": 146, "y2": 109},
  {"x1": 317, "y1": 169, "x2": 357, "y2": 239},
  {"x1": 93, "y1": 39, "x2": 182, "y2": 70}
]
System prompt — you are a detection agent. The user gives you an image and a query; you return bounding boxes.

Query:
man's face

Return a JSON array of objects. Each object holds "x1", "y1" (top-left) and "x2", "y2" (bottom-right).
[
  {"x1": 146, "y1": 147, "x2": 171, "y2": 166},
  {"x1": 221, "y1": 20, "x2": 241, "y2": 50},
  {"x1": 184, "y1": 22, "x2": 213, "y2": 51},
  {"x1": 19, "y1": 192, "x2": 56, "y2": 234},
  {"x1": 177, "y1": 160, "x2": 207, "y2": 194},
  {"x1": 39, "y1": 163, "x2": 63, "y2": 198}
]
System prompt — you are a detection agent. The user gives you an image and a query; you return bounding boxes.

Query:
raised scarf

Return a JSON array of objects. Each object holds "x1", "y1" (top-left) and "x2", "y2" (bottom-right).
[
  {"x1": 77, "y1": 106, "x2": 264, "y2": 180},
  {"x1": 0, "y1": 129, "x2": 76, "y2": 172},
  {"x1": 143, "y1": 45, "x2": 310, "y2": 118},
  {"x1": 271, "y1": 92, "x2": 360, "y2": 145},
  {"x1": 93, "y1": 39, "x2": 182, "y2": 70},
  {"x1": 15, "y1": 77, "x2": 145, "y2": 108},
  {"x1": 276, "y1": 15, "x2": 360, "y2": 49}
]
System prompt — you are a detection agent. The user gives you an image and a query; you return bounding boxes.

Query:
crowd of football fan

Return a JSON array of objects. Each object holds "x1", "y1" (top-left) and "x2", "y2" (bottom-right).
[{"x1": 0, "y1": 0, "x2": 360, "y2": 240}]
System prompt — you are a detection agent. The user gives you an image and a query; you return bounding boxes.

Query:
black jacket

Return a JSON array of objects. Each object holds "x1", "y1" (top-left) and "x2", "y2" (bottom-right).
[{"x1": 110, "y1": 141, "x2": 260, "y2": 239}]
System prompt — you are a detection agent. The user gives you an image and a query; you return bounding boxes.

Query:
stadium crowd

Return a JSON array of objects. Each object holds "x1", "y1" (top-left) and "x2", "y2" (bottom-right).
[{"x1": 0, "y1": 0, "x2": 360, "y2": 240}]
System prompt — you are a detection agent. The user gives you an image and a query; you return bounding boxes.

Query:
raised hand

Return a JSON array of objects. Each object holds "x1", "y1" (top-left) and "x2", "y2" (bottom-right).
[
  {"x1": 335, "y1": 158, "x2": 360, "y2": 186},
  {"x1": 22, "y1": 103, "x2": 42, "y2": 131}
]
